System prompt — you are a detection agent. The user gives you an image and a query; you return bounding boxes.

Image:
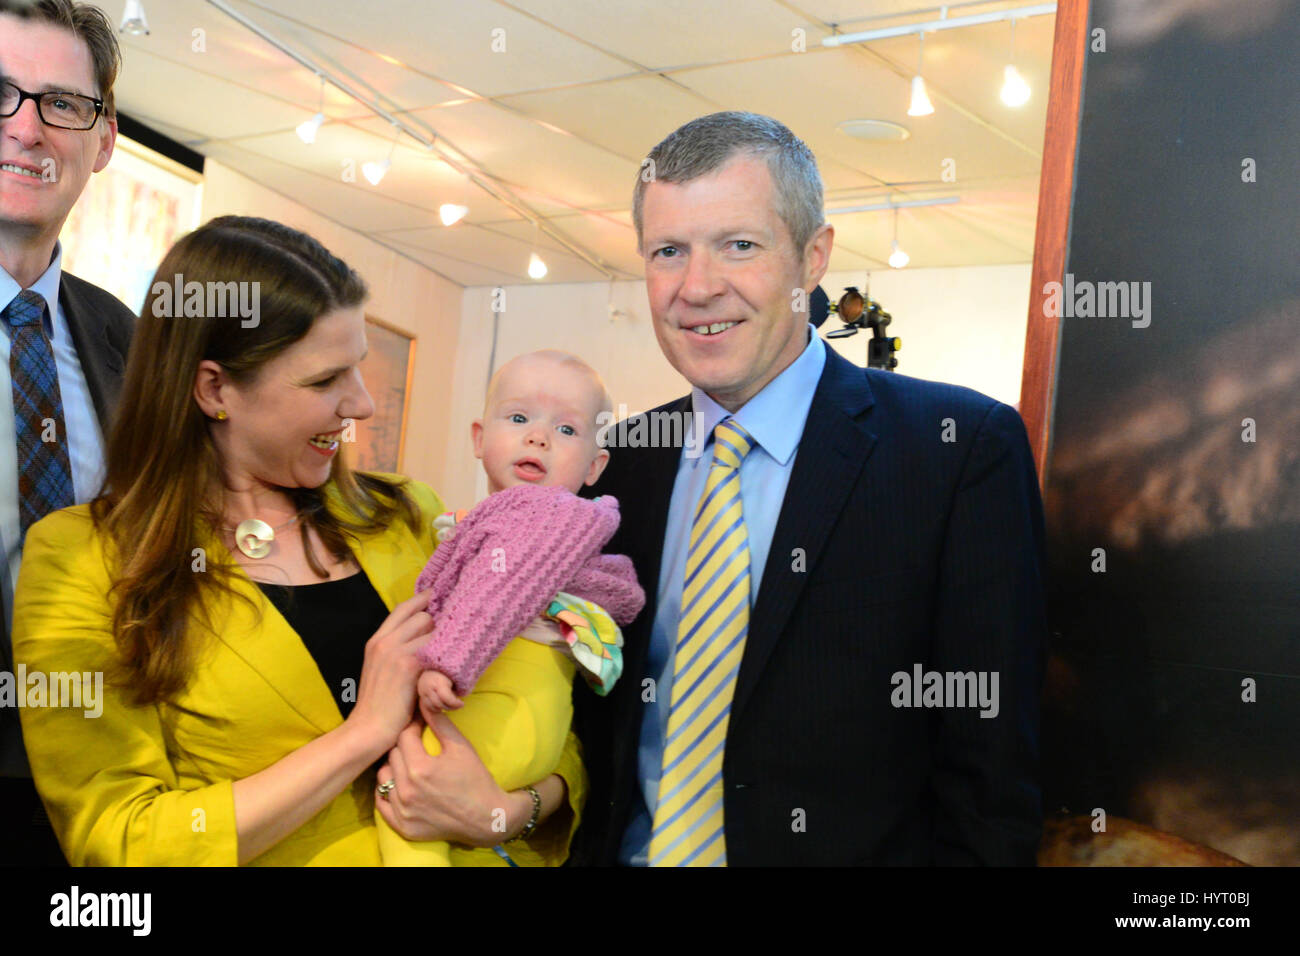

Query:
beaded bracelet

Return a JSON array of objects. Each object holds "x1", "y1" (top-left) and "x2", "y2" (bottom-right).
[{"x1": 509, "y1": 785, "x2": 542, "y2": 842}]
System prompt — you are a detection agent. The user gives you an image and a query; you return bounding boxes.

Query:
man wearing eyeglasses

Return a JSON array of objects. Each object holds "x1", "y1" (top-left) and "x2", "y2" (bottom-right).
[{"x1": 0, "y1": 0, "x2": 134, "y2": 865}]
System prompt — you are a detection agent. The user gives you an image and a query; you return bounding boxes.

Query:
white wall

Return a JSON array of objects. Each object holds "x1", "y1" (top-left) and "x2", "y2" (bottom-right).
[
  {"x1": 443, "y1": 263, "x2": 1032, "y2": 506},
  {"x1": 199, "y1": 161, "x2": 463, "y2": 495},
  {"x1": 819, "y1": 264, "x2": 1032, "y2": 407}
]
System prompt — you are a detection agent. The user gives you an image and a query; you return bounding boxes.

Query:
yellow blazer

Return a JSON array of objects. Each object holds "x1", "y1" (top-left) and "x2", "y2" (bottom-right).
[{"x1": 12, "y1": 476, "x2": 586, "y2": 866}]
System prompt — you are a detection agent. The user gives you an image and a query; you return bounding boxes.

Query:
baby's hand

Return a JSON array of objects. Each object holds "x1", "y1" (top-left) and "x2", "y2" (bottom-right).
[
  {"x1": 519, "y1": 615, "x2": 565, "y2": 646},
  {"x1": 418, "y1": 669, "x2": 463, "y2": 713},
  {"x1": 432, "y1": 512, "x2": 460, "y2": 544}
]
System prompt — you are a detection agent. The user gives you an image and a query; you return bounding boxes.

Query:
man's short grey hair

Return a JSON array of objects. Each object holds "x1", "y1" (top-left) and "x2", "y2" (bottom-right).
[{"x1": 632, "y1": 111, "x2": 825, "y2": 257}]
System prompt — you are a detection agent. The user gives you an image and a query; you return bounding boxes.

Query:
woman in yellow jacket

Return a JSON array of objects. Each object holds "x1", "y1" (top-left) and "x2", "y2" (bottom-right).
[{"x1": 12, "y1": 217, "x2": 584, "y2": 866}]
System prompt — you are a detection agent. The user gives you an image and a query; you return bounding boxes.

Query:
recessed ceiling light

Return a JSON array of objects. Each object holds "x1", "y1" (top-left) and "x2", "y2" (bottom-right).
[{"x1": 837, "y1": 119, "x2": 911, "y2": 143}]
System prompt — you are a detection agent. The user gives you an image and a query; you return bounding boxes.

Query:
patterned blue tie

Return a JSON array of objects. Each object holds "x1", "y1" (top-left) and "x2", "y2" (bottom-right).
[{"x1": 4, "y1": 290, "x2": 73, "y2": 536}]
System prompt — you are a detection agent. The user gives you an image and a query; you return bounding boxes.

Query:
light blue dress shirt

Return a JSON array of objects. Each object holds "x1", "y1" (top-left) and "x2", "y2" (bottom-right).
[
  {"x1": 618, "y1": 325, "x2": 827, "y2": 864},
  {"x1": 0, "y1": 244, "x2": 108, "y2": 638}
]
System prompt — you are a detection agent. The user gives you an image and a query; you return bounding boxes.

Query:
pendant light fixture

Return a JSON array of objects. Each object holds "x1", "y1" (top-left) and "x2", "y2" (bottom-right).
[
  {"x1": 440, "y1": 203, "x2": 469, "y2": 226},
  {"x1": 439, "y1": 164, "x2": 470, "y2": 225},
  {"x1": 296, "y1": 76, "x2": 326, "y2": 144},
  {"x1": 120, "y1": 0, "x2": 149, "y2": 35},
  {"x1": 1000, "y1": 19, "x2": 1031, "y2": 107},
  {"x1": 888, "y1": 207, "x2": 910, "y2": 269},
  {"x1": 363, "y1": 124, "x2": 399, "y2": 186},
  {"x1": 527, "y1": 221, "x2": 548, "y2": 279},
  {"x1": 907, "y1": 33, "x2": 934, "y2": 117}
]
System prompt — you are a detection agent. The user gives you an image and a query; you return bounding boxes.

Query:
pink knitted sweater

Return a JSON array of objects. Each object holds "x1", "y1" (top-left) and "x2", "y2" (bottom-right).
[{"x1": 415, "y1": 484, "x2": 645, "y2": 695}]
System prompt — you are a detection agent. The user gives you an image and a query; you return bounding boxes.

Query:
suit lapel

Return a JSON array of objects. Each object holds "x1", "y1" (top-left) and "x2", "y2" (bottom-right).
[
  {"x1": 59, "y1": 277, "x2": 127, "y2": 431},
  {"x1": 620, "y1": 396, "x2": 692, "y2": 622},
  {"x1": 608, "y1": 395, "x2": 691, "y2": 712},
  {"x1": 730, "y1": 351, "x2": 877, "y2": 725},
  {"x1": 606, "y1": 399, "x2": 689, "y2": 790}
]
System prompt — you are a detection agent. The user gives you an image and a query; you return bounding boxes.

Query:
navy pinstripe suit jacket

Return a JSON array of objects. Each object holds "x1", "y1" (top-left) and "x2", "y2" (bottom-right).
[{"x1": 573, "y1": 347, "x2": 1047, "y2": 865}]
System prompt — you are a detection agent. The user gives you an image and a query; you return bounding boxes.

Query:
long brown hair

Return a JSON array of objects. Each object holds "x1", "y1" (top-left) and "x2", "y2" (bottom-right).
[{"x1": 95, "y1": 216, "x2": 420, "y2": 705}]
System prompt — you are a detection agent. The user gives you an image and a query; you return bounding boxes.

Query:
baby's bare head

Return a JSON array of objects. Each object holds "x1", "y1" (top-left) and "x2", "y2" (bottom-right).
[
  {"x1": 483, "y1": 350, "x2": 612, "y2": 423},
  {"x1": 475, "y1": 350, "x2": 613, "y2": 495}
]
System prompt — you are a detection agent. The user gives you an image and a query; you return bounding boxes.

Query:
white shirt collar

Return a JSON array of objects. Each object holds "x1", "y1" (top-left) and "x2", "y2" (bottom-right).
[
  {"x1": 0, "y1": 242, "x2": 62, "y2": 336},
  {"x1": 690, "y1": 324, "x2": 827, "y2": 465}
]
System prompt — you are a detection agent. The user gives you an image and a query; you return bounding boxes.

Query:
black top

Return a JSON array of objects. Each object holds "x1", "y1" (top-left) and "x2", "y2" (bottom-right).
[{"x1": 257, "y1": 571, "x2": 390, "y2": 720}]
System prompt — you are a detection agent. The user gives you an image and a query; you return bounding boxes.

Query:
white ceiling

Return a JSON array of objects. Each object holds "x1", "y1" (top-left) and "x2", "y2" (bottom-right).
[{"x1": 112, "y1": 0, "x2": 1055, "y2": 286}]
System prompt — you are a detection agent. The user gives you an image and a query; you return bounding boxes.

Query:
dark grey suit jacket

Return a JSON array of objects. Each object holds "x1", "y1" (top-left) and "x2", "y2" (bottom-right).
[{"x1": 0, "y1": 272, "x2": 133, "y2": 776}]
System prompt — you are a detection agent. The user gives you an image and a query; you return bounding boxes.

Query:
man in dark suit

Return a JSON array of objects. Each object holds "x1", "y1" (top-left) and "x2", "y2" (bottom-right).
[
  {"x1": 573, "y1": 112, "x2": 1046, "y2": 865},
  {"x1": 0, "y1": 0, "x2": 134, "y2": 864}
]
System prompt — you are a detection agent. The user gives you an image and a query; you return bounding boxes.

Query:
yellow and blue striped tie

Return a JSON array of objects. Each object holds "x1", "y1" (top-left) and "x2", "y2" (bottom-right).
[{"x1": 650, "y1": 418, "x2": 754, "y2": 867}]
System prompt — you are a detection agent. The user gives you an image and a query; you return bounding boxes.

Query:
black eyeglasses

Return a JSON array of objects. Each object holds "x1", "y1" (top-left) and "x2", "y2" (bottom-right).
[{"x1": 0, "y1": 79, "x2": 104, "y2": 131}]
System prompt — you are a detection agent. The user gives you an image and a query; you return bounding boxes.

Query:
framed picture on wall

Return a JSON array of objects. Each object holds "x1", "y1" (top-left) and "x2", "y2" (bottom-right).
[
  {"x1": 61, "y1": 135, "x2": 204, "y2": 314},
  {"x1": 351, "y1": 316, "x2": 415, "y2": 474}
]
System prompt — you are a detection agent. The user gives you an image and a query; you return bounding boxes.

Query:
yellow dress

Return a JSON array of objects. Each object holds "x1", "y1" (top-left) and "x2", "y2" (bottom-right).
[
  {"x1": 376, "y1": 592, "x2": 623, "y2": 866},
  {"x1": 376, "y1": 638, "x2": 578, "y2": 867},
  {"x1": 11, "y1": 475, "x2": 586, "y2": 866}
]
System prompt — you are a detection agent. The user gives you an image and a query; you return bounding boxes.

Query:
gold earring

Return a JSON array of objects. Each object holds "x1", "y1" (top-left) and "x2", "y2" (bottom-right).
[{"x1": 216, "y1": 410, "x2": 228, "y2": 421}]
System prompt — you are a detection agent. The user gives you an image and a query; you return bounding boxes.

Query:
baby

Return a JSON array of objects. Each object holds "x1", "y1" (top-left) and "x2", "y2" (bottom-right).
[{"x1": 375, "y1": 349, "x2": 644, "y2": 866}]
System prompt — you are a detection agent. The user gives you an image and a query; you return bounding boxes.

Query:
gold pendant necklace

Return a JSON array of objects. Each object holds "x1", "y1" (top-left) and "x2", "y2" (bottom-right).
[{"x1": 223, "y1": 515, "x2": 299, "y2": 559}]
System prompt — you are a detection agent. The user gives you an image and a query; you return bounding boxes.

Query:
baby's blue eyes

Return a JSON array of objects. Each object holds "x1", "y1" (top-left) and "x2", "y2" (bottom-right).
[{"x1": 507, "y1": 413, "x2": 577, "y2": 436}]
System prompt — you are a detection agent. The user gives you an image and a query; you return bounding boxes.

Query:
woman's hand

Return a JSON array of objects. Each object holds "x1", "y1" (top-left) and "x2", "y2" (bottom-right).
[
  {"x1": 344, "y1": 589, "x2": 434, "y2": 756},
  {"x1": 373, "y1": 714, "x2": 526, "y2": 846}
]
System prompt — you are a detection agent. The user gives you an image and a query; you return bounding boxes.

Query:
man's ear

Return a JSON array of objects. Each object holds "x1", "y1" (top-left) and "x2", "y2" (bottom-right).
[
  {"x1": 802, "y1": 222, "x2": 834, "y2": 290},
  {"x1": 470, "y1": 420, "x2": 485, "y2": 460},
  {"x1": 93, "y1": 116, "x2": 117, "y2": 174},
  {"x1": 584, "y1": 447, "x2": 611, "y2": 487},
  {"x1": 193, "y1": 359, "x2": 227, "y2": 419}
]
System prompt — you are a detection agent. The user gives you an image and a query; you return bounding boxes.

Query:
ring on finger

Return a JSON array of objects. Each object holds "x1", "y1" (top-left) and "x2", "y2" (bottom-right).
[{"x1": 377, "y1": 778, "x2": 396, "y2": 799}]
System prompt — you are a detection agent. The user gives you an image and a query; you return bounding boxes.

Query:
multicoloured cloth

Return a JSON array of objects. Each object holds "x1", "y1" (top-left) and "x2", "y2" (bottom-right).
[{"x1": 524, "y1": 591, "x2": 624, "y2": 695}]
